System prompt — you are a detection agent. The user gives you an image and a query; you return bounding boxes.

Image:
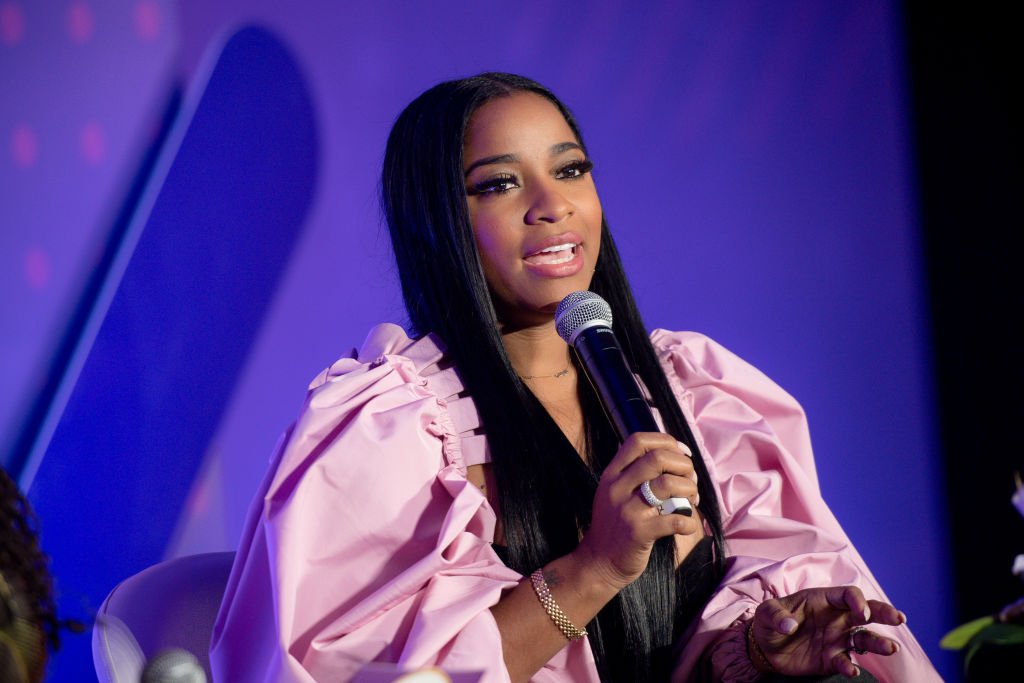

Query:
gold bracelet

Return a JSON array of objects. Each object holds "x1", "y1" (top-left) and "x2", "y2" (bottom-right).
[
  {"x1": 747, "y1": 620, "x2": 776, "y2": 673},
  {"x1": 530, "y1": 569, "x2": 587, "y2": 641}
]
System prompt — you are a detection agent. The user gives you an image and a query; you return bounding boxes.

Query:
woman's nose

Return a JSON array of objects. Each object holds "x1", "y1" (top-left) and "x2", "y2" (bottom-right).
[{"x1": 524, "y1": 182, "x2": 574, "y2": 225}]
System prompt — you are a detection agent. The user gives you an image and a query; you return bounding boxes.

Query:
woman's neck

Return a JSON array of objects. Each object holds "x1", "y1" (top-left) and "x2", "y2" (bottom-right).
[
  {"x1": 500, "y1": 320, "x2": 586, "y2": 454},
  {"x1": 499, "y1": 320, "x2": 573, "y2": 379}
]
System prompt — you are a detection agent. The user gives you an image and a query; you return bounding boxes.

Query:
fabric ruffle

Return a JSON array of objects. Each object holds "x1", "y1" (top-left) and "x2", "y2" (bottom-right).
[
  {"x1": 212, "y1": 324, "x2": 939, "y2": 683},
  {"x1": 211, "y1": 323, "x2": 599, "y2": 683},
  {"x1": 652, "y1": 330, "x2": 939, "y2": 682}
]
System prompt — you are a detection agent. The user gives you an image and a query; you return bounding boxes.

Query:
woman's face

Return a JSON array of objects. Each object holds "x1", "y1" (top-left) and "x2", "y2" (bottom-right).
[{"x1": 463, "y1": 92, "x2": 603, "y2": 328}]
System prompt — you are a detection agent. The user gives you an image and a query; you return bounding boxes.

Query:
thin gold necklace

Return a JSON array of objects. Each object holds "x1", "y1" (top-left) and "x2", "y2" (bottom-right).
[{"x1": 519, "y1": 367, "x2": 571, "y2": 380}]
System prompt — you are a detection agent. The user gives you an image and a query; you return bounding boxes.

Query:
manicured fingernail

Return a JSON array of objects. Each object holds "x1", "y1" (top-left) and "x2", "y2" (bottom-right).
[
  {"x1": 898, "y1": 610, "x2": 907, "y2": 624},
  {"x1": 862, "y1": 606, "x2": 871, "y2": 622},
  {"x1": 677, "y1": 441, "x2": 692, "y2": 456},
  {"x1": 779, "y1": 617, "x2": 798, "y2": 634},
  {"x1": 892, "y1": 641, "x2": 901, "y2": 654}
]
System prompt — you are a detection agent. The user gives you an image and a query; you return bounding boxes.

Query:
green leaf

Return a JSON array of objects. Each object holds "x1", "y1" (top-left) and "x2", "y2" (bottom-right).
[
  {"x1": 962, "y1": 623, "x2": 1024, "y2": 673},
  {"x1": 941, "y1": 616, "x2": 995, "y2": 650},
  {"x1": 969, "y1": 623, "x2": 1024, "y2": 647}
]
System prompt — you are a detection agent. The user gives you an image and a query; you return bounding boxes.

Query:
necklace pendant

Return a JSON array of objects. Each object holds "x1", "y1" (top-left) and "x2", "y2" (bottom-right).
[{"x1": 519, "y1": 366, "x2": 571, "y2": 380}]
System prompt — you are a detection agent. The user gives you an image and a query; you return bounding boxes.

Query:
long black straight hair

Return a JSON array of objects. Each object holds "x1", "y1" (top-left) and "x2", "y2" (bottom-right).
[{"x1": 381, "y1": 73, "x2": 725, "y2": 682}]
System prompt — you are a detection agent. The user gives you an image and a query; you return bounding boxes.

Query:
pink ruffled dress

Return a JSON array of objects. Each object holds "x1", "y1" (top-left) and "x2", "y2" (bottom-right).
[{"x1": 209, "y1": 324, "x2": 940, "y2": 682}]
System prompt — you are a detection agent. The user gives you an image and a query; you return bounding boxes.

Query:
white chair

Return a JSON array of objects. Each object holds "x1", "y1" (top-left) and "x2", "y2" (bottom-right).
[
  {"x1": 91, "y1": 551, "x2": 485, "y2": 682},
  {"x1": 92, "y1": 552, "x2": 234, "y2": 683}
]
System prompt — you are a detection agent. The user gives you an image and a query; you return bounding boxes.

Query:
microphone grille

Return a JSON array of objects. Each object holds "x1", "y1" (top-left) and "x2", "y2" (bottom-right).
[
  {"x1": 555, "y1": 291, "x2": 613, "y2": 344},
  {"x1": 142, "y1": 648, "x2": 207, "y2": 683}
]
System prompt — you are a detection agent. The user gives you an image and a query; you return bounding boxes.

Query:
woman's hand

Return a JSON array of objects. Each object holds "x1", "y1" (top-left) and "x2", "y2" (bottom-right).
[
  {"x1": 573, "y1": 432, "x2": 701, "y2": 592},
  {"x1": 750, "y1": 586, "x2": 907, "y2": 677}
]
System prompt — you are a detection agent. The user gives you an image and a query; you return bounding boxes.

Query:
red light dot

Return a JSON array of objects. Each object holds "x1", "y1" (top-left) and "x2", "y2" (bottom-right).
[
  {"x1": 25, "y1": 247, "x2": 51, "y2": 290},
  {"x1": 0, "y1": 2, "x2": 26, "y2": 45},
  {"x1": 134, "y1": 0, "x2": 160, "y2": 41},
  {"x1": 11, "y1": 123, "x2": 37, "y2": 167},
  {"x1": 79, "y1": 121, "x2": 106, "y2": 165},
  {"x1": 67, "y1": 1, "x2": 94, "y2": 44}
]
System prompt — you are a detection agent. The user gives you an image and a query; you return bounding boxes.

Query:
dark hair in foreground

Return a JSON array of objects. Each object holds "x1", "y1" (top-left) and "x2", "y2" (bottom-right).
[
  {"x1": 382, "y1": 72, "x2": 726, "y2": 681},
  {"x1": 0, "y1": 468, "x2": 59, "y2": 683}
]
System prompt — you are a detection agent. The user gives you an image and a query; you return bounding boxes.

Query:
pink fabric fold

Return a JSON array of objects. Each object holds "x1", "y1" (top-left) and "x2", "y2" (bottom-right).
[
  {"x1": 210, "y1": 324, "x2": 598, "y2": 683},
  {"x1": 653, "y1": 330, "x2": 939, "y2": 682},
  {"x1": 210, "y1": 324, "x2": 939, "y2": 682}
]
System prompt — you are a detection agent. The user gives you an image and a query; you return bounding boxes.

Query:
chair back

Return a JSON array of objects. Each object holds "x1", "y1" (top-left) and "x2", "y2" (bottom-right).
[{"x1": 92, "y1": 551, "x2": 234, "y2": 683}]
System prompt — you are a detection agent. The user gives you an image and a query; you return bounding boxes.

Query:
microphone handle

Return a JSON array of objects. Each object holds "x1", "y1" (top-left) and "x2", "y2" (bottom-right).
[{"x1": 573, "y1": 325, "x2": 659, "y2": 441}]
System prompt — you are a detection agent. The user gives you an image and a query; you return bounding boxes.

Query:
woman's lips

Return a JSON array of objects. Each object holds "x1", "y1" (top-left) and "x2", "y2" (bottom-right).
[
  {"x1": 524, "y1": 242, "x2": 575, "y2": 265},
  {"x1": 523, "y1": 243, "x2": 584, "y2": 277}
]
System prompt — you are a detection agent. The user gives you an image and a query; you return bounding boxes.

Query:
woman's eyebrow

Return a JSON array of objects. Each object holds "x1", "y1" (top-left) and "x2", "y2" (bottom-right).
[
  {"x1": 465, "y1": 153, "x2": 517, "y2": 176},
  {"x1": 464, "y1": 143, "x2": 583, "y2": 177},
  {"x1": 550, "y1": 141, "x2": 583, "y2": 155}
]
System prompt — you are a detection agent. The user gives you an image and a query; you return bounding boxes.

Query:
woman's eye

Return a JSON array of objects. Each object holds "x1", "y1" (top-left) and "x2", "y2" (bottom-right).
[
  {"x1": 469, "y1": 174, "x2": 518, "y2": 196},
  {"x1": 556, "y1": 159, "x2": 594, "y2": 180}
]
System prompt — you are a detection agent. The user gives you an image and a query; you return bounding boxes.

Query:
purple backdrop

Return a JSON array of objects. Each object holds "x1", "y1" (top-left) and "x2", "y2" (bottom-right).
[{"x1": 1, "y1": 0, "x2": 954, "y2": 679}]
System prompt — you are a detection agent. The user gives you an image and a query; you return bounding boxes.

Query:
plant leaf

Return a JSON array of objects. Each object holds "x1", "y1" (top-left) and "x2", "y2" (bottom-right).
[{"x1": 941, "y1": 616, "x2": 995, "y2": 650}]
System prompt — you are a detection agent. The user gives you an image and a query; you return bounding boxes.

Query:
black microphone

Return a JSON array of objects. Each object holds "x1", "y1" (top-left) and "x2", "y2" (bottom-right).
[
  {"x1": 555, "y1": 291, "x2": 659, "y2": 438},
  {"x1": 141, "y1": 648, "x2": 208, "y2": 683},
  {"x1": 555, "y1": 291, "x2": 691, "y2": 516}
]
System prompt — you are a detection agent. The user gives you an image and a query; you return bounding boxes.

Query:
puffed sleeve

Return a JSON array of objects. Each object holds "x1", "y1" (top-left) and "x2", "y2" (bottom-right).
[
  {"x1": 651, "y1": 330, "x2": 940, "y2": 683},
  {"x1": 209, "y1": 324, "x2": 554, "y2": 682}
]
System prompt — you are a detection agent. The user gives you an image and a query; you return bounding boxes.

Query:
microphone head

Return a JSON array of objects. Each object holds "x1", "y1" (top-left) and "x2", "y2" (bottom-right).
[
  {"x1": 141, "y1": 648, "x2": 207, "y2": 683},
  {"x1": 555, "y1": 291, "x2": 613, "y2": 345}
]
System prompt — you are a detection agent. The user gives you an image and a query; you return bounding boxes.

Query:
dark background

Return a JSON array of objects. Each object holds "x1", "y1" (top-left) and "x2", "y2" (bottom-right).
[{"x1": 905, "y1": 0, "x2": 1024, "y2": 624}]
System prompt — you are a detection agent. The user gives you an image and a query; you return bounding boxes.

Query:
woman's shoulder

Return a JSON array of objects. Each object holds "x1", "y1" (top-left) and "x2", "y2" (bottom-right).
[
  {"x1": 648, "y1": 328, "x2": 741, "y2": 379},
  {"x1": 284, "y1": 322, "x2": 485, "y2": 472},
  {"x1": 265, "y1": 323, "x2": 474, "y2": 502},
  {"x1": 649, "y1": 328, "x2": 803, "y2": 412},
  {"x1": 307, "y1": 322, "x2": 445, "y2": 391},
  {"x1": 279, "y1": 322, "x2": 454, "y2": 453}
]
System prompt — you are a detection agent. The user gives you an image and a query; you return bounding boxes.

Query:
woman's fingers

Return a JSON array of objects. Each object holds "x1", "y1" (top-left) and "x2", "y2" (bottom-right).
[
  {"x1": 850, "y1": 627, "x2": 901, "y2": 656},
  {"x1": 603, "y1": 432, "x2": 681, "y2": 478},
  {"x1": 866, "y1": 599, "x2": 906, "y2": 626},
  {"x1": 752, "y1": 588, "x2": 909, "y2": 678},
  {"x1": 823, "y1": 585, "x2": 870, "y2": 624},
  {"x1": 756, "y1": 597, "x2": 800, "y2": 635},
  {"x1": 650, "y1": 507, "x2": 701, "y2": 537},
  {"x1": 579, "y1": 432, "x2": 704, "y2": 588},
  {"x1": 607, "y1": 442, "x2": 696, "y2": 502},
  {"x1": 643, "y1": 473, "x2": 699, "y2": 506},
  {"x1": 626, "y1": 444, "x2": 695, "y2": 484},
  {"x1": 830, "y1": 650, "x2": 861, "y2": 678}
]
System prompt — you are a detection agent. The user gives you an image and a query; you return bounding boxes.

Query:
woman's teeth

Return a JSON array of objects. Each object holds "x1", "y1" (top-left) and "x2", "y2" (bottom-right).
[{"x1": 527, "y1": 243, "x2": 576, "y2": 265}]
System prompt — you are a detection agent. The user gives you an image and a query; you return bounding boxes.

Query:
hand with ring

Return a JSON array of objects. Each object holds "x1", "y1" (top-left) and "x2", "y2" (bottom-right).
[
  {"x1": 573, "y1": 432, "x2": 701, "y2": 592},
  {"x1": 639, "y1": 479, "x2": 693, "y2": 516},
  {"x1": 747, "y1": 585, "x2": 907, "y2": 678}
]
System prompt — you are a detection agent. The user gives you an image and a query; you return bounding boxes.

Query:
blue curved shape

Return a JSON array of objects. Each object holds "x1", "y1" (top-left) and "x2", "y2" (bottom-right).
[{"x1": 28, "y1": 25, "x2": 318, "y2": 680}]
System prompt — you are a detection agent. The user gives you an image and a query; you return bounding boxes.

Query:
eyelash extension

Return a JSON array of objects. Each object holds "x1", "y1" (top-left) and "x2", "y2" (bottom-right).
[
  {"x1": 467, "y1": 172, "x2": 518, "y2": 197},
  {"x1": 466, "y1": 158, "x2": 595, "y2": 197},
  {"x1": 556, "y1": 158, "x2": 594, "y2": 179}
]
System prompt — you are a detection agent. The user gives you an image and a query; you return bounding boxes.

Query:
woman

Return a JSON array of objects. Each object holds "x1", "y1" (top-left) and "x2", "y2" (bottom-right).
[{"x1": 211, "y1": 73, "x2": 940, "y2": 682}]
